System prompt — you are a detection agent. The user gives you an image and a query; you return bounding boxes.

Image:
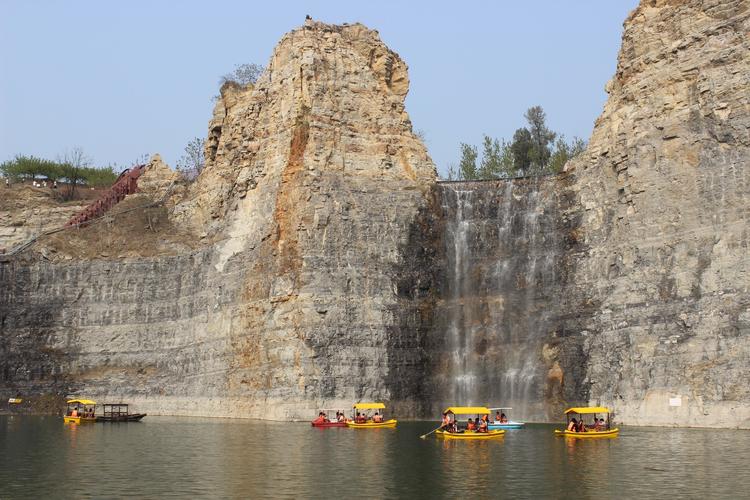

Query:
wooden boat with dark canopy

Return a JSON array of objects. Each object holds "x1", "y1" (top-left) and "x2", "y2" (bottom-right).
[{"x1": 95, "y1": 403, "x2": 146, "y2": 422}]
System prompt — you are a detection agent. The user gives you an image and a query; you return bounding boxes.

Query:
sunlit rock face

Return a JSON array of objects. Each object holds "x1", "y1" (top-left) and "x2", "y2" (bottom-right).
[
  {"x1": 0, "y1": 20, "x2": 436, "y2": 419},
  {"x1": 2, "y1": 0, "x2": 749, "y2": 428},
  {"x1": 564, "y1": 0, "x2": 750, "y2": 427}
]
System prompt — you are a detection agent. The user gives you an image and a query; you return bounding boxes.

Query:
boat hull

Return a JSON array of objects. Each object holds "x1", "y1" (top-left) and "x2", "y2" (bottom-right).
[
  {"x1": 435, "y1": 429, "x2": 505, "y2": 440},
  {"x1": 554, "y1": 428, "x2": 619, "y2": 439},
  {"x1": 96, "y1": 414, "x2": 147, "y2": 422},
  {"x1": 311, "y1": 421, "x2": 348, "y2": 428},
  {"x1": 63, "y1": 416, "x2": 96, "y2": 424},
  {"x1": 488, "y1": 421, "x2": 525, "y2": 430},
  {"x1": 346, "y1": 419, "x2": 397, "y2": 428}
]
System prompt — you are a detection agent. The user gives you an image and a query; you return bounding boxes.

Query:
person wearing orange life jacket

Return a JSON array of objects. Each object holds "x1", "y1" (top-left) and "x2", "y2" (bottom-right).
[
  {"x1": 478, "y1": 416, "x2": 489, "y2": 433},
  {"x1": 466, "y1": 418, "x2": 476, "y2": 431},
  {"x1": 312, "y1": 412, "x2": 326, "y2": 425}
]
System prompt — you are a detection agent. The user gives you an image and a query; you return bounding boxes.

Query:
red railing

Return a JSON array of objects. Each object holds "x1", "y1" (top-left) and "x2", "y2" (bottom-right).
[{"x1": 65, "y1": 165, "x2": 146, "y2": 227}]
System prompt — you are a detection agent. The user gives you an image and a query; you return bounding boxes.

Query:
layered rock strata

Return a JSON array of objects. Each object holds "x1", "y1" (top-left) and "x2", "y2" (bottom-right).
[
  {"x1": 565, "y1": 0, "x2": 750, "y2": 427},
  {"x1": 0, "y1": 20, "x2": 436, "y2": 419},
  {"x1": 1, "y1": 1, "x2": 749, "y2": 428}
]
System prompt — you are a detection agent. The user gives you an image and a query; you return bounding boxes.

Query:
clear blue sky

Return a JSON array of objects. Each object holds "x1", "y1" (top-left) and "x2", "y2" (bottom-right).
[{"x1": 1, "y1": 0, "x2": 638, "y2": 176}]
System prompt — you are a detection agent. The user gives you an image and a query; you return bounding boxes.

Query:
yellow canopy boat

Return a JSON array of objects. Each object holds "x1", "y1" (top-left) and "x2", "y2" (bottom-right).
[
  {"x1": 435, "y1": 407, "x2": 505, "y2": 440},
  {"x1": 554, "y1": 407, "x2": 619, "y2": 438},
  {"x1": 346, "y1": 402, "x2": 397, "y2": 428},
  {"x1": 63, "y1": 399, "x2": 98, "y2": 424}
]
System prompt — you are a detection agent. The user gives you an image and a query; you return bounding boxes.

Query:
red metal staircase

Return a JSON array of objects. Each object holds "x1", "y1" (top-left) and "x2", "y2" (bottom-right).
[{"x1": 65, "y1": 165, "x2": 146, "y2": 227}]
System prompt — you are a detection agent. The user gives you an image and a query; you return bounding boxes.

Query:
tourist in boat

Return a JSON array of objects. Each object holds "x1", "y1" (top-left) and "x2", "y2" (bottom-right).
[
  {"x1": 440, "y1": 412, "x2": 452, "y2": 432},
  {"x1": 466, "y1": 418, "x2": 475, "y2": 431},
  {"x1": 373, "y1": 412, "x2": 383, "y2": 423},
  {"x1": 71, "y1": 408, "x2": 79, "y2": 418},
  {"x1": 500, "y1": 413, "x2": 508, "y2": 423},
  {"x1": 478, "y1": 417, "x2": 488, "y2": 433},
  {"x1": 594, "y1": 418, "x2": 604, "y2": 431},
  {"x1": 338, "y1": 411, "x2": 346, "y2": 423},
  {"x1": 495, "y1": 411, "x2": 502, "y2": 422},
  {"x1": 577, "y1": 419, "x2": 586, "y2": 432},
  {"x1": 567, "y1": 418, "x2": 578, "y2": 432},
  {"x1": 312, "y1": 412, "x2": 326, "y2": 425}
]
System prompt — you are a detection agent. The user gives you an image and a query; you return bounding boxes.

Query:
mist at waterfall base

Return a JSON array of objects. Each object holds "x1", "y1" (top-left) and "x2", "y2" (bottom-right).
[
  {"x1": 2, "y1": 417, "x2": 748, "y2": 498},
  {"x1": 431, "y1": 179, "x2": 565, "y2": 420}
]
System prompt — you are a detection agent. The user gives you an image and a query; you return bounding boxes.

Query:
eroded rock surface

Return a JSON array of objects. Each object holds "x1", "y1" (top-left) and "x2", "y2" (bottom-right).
[
  {"x1": 566, "y1": 0, "x2": 750, "y2": 427},
  {"x1": 0, "y1": 186, "x2": 86, "y2": 253},
  {"x1": 1, "y1": 2, "x2": 748, "y2": 427},
  {"x1": 0, "y1": 20, "x2": 436, "y2": 419}
]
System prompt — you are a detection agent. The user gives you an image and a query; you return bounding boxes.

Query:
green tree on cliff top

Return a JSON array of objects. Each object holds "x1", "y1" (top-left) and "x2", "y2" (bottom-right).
[
  {"x1": 458, "y1": 143, "x2": 479, "y2": 180},
  {"x1": 449, "y1": 106, "x2": 586, "y2": 180}
]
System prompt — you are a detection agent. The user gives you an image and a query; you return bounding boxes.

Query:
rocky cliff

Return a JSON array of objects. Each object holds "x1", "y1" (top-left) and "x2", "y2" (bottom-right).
[
  {"x1": 1, "y1": 20, "x2": 436, "y2": 419},
  {"x1": 1, "y1": 2, "x2": 748, "y2": 427},
  {"x1": 565, "y1": 0, "x2": 750, "y2": 427}
]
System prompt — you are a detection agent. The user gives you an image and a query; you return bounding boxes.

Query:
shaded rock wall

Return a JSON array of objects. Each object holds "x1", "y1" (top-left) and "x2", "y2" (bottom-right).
[
  {"x1": 421, "y1": 178, "x2": 583, "y2": 421},
  {"x1": 0, "y1": 250, "x2": 241, "y2": 415}
]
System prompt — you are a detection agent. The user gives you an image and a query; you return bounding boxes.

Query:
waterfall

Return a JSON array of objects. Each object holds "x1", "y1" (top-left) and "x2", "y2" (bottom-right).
[
  {"x1": 445, "y1": 189, "x2": 477, "y2": 404},
  {"x1": 437, "y1": 179, "x2": 560, "y2": 420}
]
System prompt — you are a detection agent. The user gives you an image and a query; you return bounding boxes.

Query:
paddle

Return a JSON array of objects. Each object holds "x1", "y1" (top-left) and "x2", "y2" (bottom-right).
[{"x1": 420, "y1": 425, "x2": 443, "y2": 439}]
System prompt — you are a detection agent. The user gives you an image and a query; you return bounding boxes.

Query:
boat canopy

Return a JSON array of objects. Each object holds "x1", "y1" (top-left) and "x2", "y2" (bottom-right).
[
  {"x1": 488, "y1": 407, "x2": 512, "y2": 411},
  {"x1": 445, "y1": 406, "x2": 491, "y2": 415},
  {"x1": 353, "y1": 402, "x2": 385, "y2": 410},
  {"x1": 564, "y1": 407, "x2": 610, "y2": 415},
  {"x1": 67, "y1": 399, "x2": 97, "y2": 405}
]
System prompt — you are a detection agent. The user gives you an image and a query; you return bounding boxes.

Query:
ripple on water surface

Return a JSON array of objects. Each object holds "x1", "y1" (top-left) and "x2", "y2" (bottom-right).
[{"x1": 1, "y1": 417, "x2": 749, "y2": 499}]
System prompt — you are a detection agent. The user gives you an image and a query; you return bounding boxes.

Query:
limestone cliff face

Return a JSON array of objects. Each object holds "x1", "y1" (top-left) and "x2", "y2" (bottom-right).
[
  {"x1": 566, "y1": 0, "x2": 750, "y2": 427},
  {"x1": 0, "y1": 21, "x2": 436, "y2": 419},
  {"x1": 2, "y1": 3, "x2": 748, "y2": 428},
  {"x1": 0, "y1": 187, "x2": 86, "y2": 253}
]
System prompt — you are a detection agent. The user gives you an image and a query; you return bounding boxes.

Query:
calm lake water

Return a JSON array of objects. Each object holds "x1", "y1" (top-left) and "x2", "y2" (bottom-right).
[{"x1": 1, "y1": 416, "x2": 749, "y2": 499}]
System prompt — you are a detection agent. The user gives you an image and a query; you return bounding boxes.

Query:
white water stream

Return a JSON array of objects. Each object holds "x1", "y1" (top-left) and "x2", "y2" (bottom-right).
[{"x1": 440, "y1": 179, "x2": 559, "y2": 420}]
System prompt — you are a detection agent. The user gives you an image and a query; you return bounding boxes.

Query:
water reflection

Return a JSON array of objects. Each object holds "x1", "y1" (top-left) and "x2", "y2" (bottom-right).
[{"x1": 1, "y1": 418, "x2": 749, "y2": 499}]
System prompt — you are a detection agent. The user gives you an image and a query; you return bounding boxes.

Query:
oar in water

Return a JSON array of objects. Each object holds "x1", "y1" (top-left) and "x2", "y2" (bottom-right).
[{"x1": 420, "y1": 425, "x2": 442, "y2": 439}]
